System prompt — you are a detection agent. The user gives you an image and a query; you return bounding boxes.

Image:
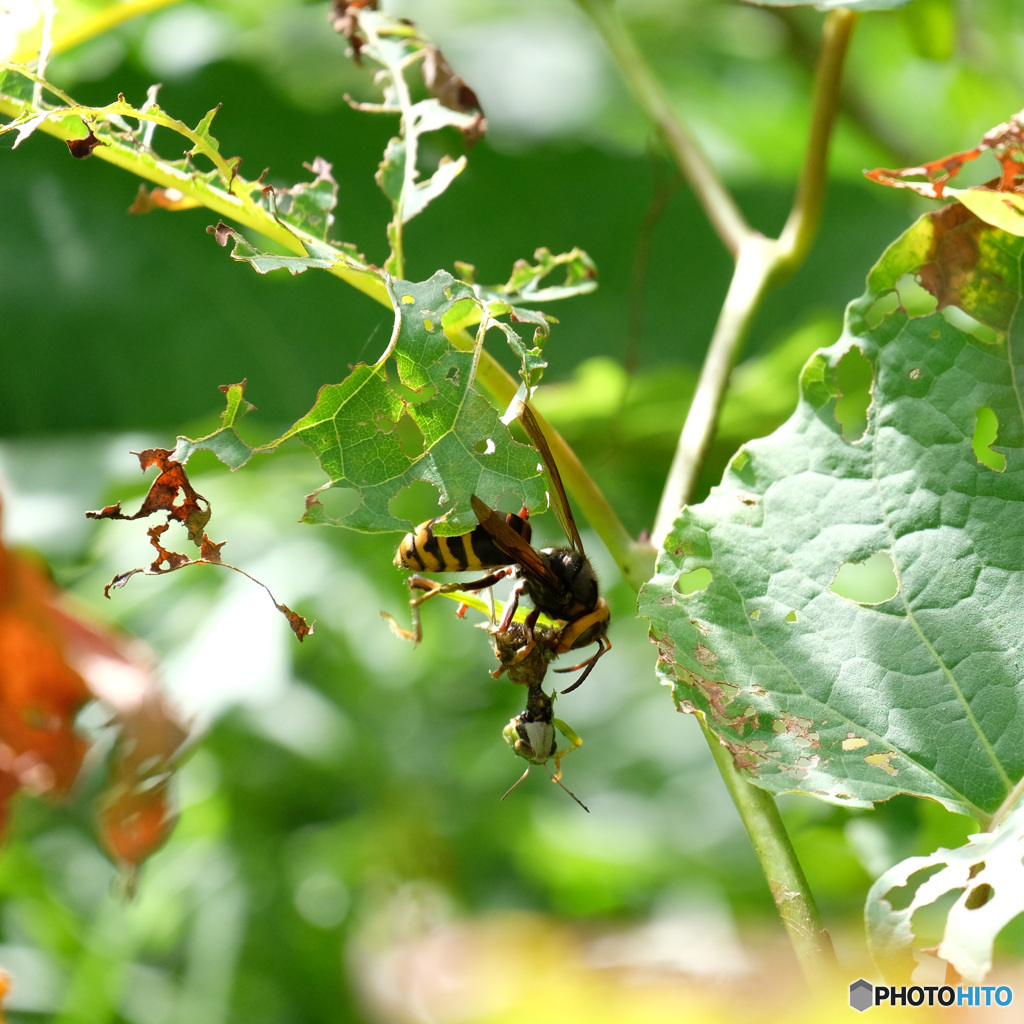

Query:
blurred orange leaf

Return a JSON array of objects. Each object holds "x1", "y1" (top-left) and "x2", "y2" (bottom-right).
[{"x1": 0, "y1": 497, "x2": 191, "y2": 881}]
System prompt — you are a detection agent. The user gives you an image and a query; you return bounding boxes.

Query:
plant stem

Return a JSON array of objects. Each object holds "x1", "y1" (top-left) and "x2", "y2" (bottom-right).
[
  {"x1": 776, "y1": 9, "x2": 860, "y2": 278},
  {"x1": 698, "y1": 717, "x2": 835, "y2": 980},
  {"x1": 577, "y1": 1, "x2": 859, "y2": 978},
  {"x1": 648, "y1": 8, "x2": 858, "y2": 543},
  {"x1": 651, "y1": 235, "x2": 772, "y2": 545}
]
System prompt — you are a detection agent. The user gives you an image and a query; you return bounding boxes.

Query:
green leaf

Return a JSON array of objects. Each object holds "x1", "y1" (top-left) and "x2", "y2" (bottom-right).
[
  {"x1": 173, "y1": 382, "x2": 258, "y2": 470},
  {"x1": 491, "y1": 247, "x2": 598, "y2": 305},
  {"x1": 867, "y1": 802, "x2": 1024, "y2": 982},
  {"x1": 402, "y1": 152, "x2": 467, "y2": 223},
  {"x1": 350, "y1": 10, "x2": 484, "y2": 272},
  {"x1": 277, "y1": 271, "x2": 549, "y2": 533},
  {"x1": 274, "y1": 157, "x2": 339, "y2": 241},
  {"x1": 212, "y1": 222, "x2": 350, "y2": 276},
  {"x1": 640, "y1": 206, "x2": 1024, "y2": 820}
]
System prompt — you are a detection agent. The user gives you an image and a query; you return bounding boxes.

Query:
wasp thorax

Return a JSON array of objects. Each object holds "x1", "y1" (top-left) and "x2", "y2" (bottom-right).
[{"x1": 524, "y1": 547, "x2": 599, "y2": 619}]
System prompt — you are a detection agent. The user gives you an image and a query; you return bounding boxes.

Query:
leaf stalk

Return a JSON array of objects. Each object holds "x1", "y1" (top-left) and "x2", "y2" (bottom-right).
[{"x1": 698, "y1": 716, "x2": 835, "y2": 981}]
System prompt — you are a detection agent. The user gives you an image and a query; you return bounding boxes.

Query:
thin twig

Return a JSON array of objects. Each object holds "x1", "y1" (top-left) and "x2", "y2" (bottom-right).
[
  {"x1": 776, "y1": 10, "x2": 861, "y2": 277},
  {"x1": 574, "y1": 0, "x2": 750, "y2": 258}
]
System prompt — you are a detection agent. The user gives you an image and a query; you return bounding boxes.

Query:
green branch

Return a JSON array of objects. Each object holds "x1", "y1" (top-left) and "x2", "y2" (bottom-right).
[
  {"x1": 698, "y1": 718, "x2": 835, "y2": 982},
  {"x1": 0, "y1": 71, "x2": 389, "y2": 307}
]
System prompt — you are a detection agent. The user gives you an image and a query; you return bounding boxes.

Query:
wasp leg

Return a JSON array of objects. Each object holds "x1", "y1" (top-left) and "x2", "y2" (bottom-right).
[
  {"x1": 555, "y1": 635, "x2": 612, "y2": 694},
  {"x1": 383, "y1": 570, "x2": 513, "y2": 645},
  {"x1": 497, "y1": 579, "x2": 526, "y2": 634}
]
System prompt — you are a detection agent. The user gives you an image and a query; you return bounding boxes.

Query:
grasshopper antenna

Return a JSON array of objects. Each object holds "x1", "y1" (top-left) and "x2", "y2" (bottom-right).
[
  {"x1": 502, "y1": 767, "x2": 531, "y2": 802},
  {"x1": 546, "y1": 766, "x2": 590, "y2": 812}
]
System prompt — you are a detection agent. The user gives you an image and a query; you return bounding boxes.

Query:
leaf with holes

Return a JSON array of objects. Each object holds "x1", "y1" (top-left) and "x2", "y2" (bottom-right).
[
  {"x1": 866, "y1": 802, "x2": 1024, "y2": 982},
  {"x1": 640, "y1": 203, "x2": 1024, "y2": 820},
  {"x1": 278, "y1": 270, "x2": 548, "y2": 533}
]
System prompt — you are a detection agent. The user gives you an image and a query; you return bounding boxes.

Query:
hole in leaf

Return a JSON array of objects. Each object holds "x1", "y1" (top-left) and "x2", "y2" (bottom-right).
[
  {"x1": 400, "y1": 294, "x2": 415, "y2": 305},
  {"x1": 830, "y1": 551, "x2": 899, "y2": 604},
  {"x1": 865, "y1": 290, "x2": 900, "y2": 328},
  {"x1": 395, "y1": 414, "x2": 426, "y2": 458},
  {"x1": 730, "y1": 449, "x2": 750, "y2": 474},
  {"x1": 894, "y1": 272, "x2": 938, "y2": 316},
  {"x1": 389, "y1": 479, "x2": 443, "y2": 526},
  {"x1": 445, "y1": 365, "x2": 460, "y2": 387},
  {"x1": 394, "y1": 380, "x2": 436, "y2": 405},
  {"x1": 909, "y1": 888, "x2": 963, "y2": 948},
  {"x1": 674, "y1": 568, "x2": 712, "y2": 597},
  {"x1": 967, "y1": 861, "x2": 985, "y2": 881},
  {"x1": 972, "y1": 406, "x2": 1006, "y2": 472},
  {"x1": 965, "y1": 883, "x2": 993, "y2": 910},
  {"x1": 443, "y1": 285, "x2": 454, "y2": 300},
  {"x1": 942, "y1": 304, "x2": 999, "y2": 346},
  {"x1": 316, "y1": 486, "x2": 361, "y2": 519},
  {"x1": 474, "y1": 437, "x2": 496, "y2": 455},
  {"x1": 834, "y1": 346, "x2": 874, "y2": 443},
  {"x1": 785, "y1": 610, "x2": 798, "y2": 623},
  {"x1": 908, "y1": 367, "x2": 922, "y2": 380},
  {"x1": 422, "y1": 317, "x2": 435, "y2": 332},
  {"x1": 749, "y1": 609, "x2": 760, "y2": 620},
  {"x1": 884, "y1": 864, "x2": 946, "y2": 912},
  {"x1": 864, "y1": 750, "x2": 898, "y2": 775}
]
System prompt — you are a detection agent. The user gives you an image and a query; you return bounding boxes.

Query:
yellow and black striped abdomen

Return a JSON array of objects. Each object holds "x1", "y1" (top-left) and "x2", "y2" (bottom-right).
[{"x1": 395, "y1": 511, "x2": 531, "y2": 573}]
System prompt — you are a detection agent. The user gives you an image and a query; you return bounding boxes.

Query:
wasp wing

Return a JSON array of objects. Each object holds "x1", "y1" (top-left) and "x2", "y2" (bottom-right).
[
  {"x1": 515, "y1": 402, "x2": 585, "y2": 554},
  {"x1": 470, "y1": 494, "x2": 563, "y2": 590}
]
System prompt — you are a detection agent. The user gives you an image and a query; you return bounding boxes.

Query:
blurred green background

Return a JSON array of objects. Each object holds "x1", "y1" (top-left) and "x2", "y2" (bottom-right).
[{"x1": 2, "y1": 0, "x2": 1022, "y2": 1019}]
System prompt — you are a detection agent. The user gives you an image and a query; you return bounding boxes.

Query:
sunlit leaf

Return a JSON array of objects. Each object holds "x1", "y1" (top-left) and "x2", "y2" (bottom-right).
[
  {"x1": 278, "y1": 271, "x2": 549, "y2": 533},
  {"x1": 640, "y1": 205, "x2": 1023, "y2": 819},
  {"x1": 867, "y1": 802, "x2": 1024, "y2": 982}
]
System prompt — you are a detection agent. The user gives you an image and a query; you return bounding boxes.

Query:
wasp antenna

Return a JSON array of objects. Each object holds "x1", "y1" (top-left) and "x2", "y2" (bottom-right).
[
  {"x1": 546, "y1": 766, "x2": 589, "y2": 812},
  {"x1": 501, "y1": 766, "x2": 531, "y2": 802}
]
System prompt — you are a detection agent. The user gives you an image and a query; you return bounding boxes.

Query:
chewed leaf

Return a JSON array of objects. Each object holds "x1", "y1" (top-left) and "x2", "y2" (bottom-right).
[
  {"x1": 640, "y1": 205, "x2": 1024, "y2": 819},
  {"x1": 272, "y1": 156, "x2": 339, "y2": 240},
  {"x1": 209, "y1": 222, "x2": 341, "y2": 276},
  {"x1": 867, "y1": 803, "x2": 1024, "y2": 982},
  {"x1": 278, "y1": 271, "x2": 548, "y2": 533},
  {"x1": 174, "y1": 380, "x2": 258, "y2": 469},
  {"x1": 494, "y1": 247, "x2": 598, "y2": 305},
  {"x1": 87, "y1": 448, "x2": 312, "y2": 640},
  {"x1": 342, "y1": 9, "x2": 486, "y2": 273}
]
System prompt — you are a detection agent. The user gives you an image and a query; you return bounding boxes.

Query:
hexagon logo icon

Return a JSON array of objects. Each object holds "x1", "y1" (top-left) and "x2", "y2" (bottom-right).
[{"x1": 849, "y1": 978, "x2": 874, "y2": 1012}]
